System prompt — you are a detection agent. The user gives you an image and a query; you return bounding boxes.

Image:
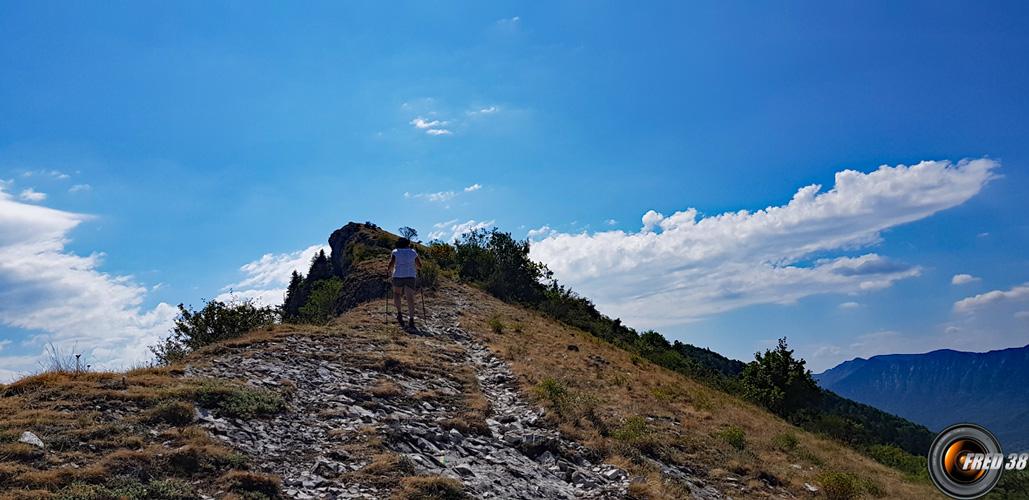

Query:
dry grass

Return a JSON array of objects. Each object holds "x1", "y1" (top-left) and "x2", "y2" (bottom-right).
[
  {"x1": 451, "y1": 283, "x2": 942, "y2": 499},
  {"x1": 0, "y1": 355, "x2": 279, "y2": 497},
  {"x1": 393, "y1": 475, "x2": 467, "y2": 499}
]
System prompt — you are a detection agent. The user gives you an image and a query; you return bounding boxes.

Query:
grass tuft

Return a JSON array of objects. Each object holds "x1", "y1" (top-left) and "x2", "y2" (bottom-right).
[
  {"x1": 194, "y1": 381, "x2": 285, "y2": 419},
  {"x1": 393, "y1": 475, "x2": 467, "y2": 499}
]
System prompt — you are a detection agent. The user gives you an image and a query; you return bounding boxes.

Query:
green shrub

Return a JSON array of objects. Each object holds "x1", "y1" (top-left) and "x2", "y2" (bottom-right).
[
  {"x1": 150, "y1": 298, "x2": 278, "y2": 365},
  {"x1": 535, "y1": 377, "x2": 568, "y2": 405},
  {"x1": 867, "y1": 444, "x2": 926, "y2": 479},
  {"x1": 148, "y1": 400, "x2": 196, "y2": 426},
  {"x1": 488, "y1": 315, "x2": 505, "y2": 334},
  {"x1": 298, "y1": 277, "x2": 343, "y2": 324},
  {"x1": 716, "y1": 425, "x2": 746, "y2": 451},
  {"x1": 420, "y1": 260, "x2": 441, "y2": 290},
  {"x1": 195, "y1": 381, "x2": 285, "y2": 419},
  {"x1": 816, "y1": 471, "x2": 861, "y2": 500},
  {"x1": 771, "y1": 431, "x2": 798, "y2": 452},
  {"x1": 739, "y1": 337, "x2": 821, "y2": 417}
]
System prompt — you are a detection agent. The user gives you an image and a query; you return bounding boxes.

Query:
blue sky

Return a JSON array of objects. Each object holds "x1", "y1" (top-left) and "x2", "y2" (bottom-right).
[{"x1": 2, "y1": 2, "x2": 1028, "y2": 380}]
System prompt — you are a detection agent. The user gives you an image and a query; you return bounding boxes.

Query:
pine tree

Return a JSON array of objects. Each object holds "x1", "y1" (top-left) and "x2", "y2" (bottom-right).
[
  {"x1": 307, "y1": 250, "x2": 332, "y2": 282},
  {"x1": 283, "y1": 270, "x2": 304, "y2": 320}
]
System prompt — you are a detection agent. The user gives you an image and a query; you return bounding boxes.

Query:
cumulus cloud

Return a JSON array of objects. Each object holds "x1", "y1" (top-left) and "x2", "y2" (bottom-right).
[
  {"x1": 217, "y1": 244, "x2": 329, "y2": 306},
  {"x1": 954, "y1": 282, "x2": 1029, "y2": 313},
  {"x1": 428, "y1": 219, "x2": 495, "y2": 242},
  {"x1": 951, "y1": 273, "x2": 980, "y2": 285},
  {"x1": 0, "y1": 183, "x2": 177, "y2": 382},
  {"x1": 19, "y1": 188, "x2": 46, "y2": 202},
  {"x1": 531, "y1": 159, "x2": 998, "y2": 328},
  {"x1": 464, "y1": 183, "x2": 482, "y2": 192}
]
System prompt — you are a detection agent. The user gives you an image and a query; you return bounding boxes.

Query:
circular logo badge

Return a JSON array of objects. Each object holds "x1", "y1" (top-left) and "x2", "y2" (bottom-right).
[{"x1": 928, "y1": 424, "x2": 1004, "y2": 499}]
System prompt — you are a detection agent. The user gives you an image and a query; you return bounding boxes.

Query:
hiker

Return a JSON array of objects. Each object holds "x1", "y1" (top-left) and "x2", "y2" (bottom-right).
[{"x1": 387, "y1": 237, "x2": 421, "y2": 328}]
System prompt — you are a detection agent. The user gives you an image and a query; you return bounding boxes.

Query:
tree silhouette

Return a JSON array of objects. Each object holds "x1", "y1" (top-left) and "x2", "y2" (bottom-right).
[{"x1": 399, "y1": 226, "x2": 418, "y2": 241}]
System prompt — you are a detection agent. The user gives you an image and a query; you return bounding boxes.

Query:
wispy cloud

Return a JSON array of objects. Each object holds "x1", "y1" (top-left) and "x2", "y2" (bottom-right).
[
  {"x1": 428, "y1": 219, "x2": 495, "y2": 242},
  {"x1": 838, "y1": 301, "x2": 862, "y2": 309},
  {"x1": 405, "y1": 183, "x2": 483, "y2": 205},
  {"x1": 467, "y1": 106, "x2": 499, "y2": 116},
  {"x1": 22, "y1": 170, "x2": 70, "y2": 180},
  {"x1": 405, "y1": 191, "x2": 457, "y2": 203},
  {"x1": 69, "y1": 184, "x2": 92, "y2": 193},
  {"x1": 605, "y1": 219, "x2": 618, "y2": 226},
  {"x1": 531, "y1": 159, "x2": 998, "y2": 328},
  {"x1": 19, "y1": 188, "x2": 46, "y2": 202},
  {"x1": 410, "y1": 116, "x2": 452, "y2": 136}
]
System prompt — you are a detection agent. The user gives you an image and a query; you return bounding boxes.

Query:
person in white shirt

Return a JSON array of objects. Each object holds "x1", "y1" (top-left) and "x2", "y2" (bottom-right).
[{"x1": 387, "y1": 237, "x2": 421, "y2": 328}]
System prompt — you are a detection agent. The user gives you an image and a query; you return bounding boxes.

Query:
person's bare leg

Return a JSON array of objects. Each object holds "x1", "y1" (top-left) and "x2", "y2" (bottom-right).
[
  {"x1": 393, "y1": 288, "x2": 403, "y2": 320},
  {"x1": 405, "y1": 287, "x2": 416, "y2": 321}
]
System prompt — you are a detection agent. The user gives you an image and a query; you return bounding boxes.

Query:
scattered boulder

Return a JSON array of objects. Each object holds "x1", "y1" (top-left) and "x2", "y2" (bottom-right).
[{"x1": 19, "y1": 431, "x2": 44, "y2": 449}]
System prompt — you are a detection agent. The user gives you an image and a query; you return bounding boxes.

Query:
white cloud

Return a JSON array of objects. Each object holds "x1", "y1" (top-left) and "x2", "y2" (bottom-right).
[
  {"x1": 605, "y1": 219, "x2": 618, "y2": 226},
  {"x1": 410, "y1": 117, "x2": 444, "y2": 129},
  {"x1": 527, "y1": 225, "x2": 553, "y2": 240},
  {"x1": 428, "y1": 219, "x2": 495, "y2": 242},
  {"x1": 22, "y1": 170, "x2": 70, "y2": 180},
  {"x1": 0, "y1": 183, "x2": 177, "y2": 382},
  {"x1": 410, "y1": 117, "x2": 452, "y2": 136},
  {"x1": 531, "y1": 159, "x2": 998, "y2": 328},
  {"x1": 951, "y1": 273, "x2": 980, "y2": 285},
  {"x1": 838, "y1": 301, "x2": 862, "y2": 309},
  {"x1": 405, "y1": 190, "x2": 457, "y2": 203},
  {"x1": 217, "y1": 244, "x2": 329, "y2": 306},
  {"x1": 19, "y1": 188, "x2": 46, "y2": 202},
  {"x1": 69, "y1": 184, "x2": 92, "y2": 193},
  {"x1": 954, "y1": 282, "x2": 1029, "y2": 313},
  {"x1": 467, "y1": 106, "x2": 499, "y2": 116},
  {"x1": 407, "y1": 183, "x2": 482, "y2": 204}
]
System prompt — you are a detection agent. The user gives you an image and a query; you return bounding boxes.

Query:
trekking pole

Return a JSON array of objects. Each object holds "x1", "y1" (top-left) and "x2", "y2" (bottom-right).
[{"x1": 420, "y1": 283, "x2": 427, "y2": 319}]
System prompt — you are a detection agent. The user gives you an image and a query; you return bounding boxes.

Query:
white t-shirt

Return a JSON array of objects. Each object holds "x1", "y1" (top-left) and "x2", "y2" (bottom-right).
[{"x1": 392, "y1": 248, "x2": 418, "y2": 278}]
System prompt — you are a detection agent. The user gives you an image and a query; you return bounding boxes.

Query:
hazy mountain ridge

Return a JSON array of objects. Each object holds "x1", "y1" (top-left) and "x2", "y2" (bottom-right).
[{"x1": 815, "y1": 345, "x2": 1029, "y2": 451}]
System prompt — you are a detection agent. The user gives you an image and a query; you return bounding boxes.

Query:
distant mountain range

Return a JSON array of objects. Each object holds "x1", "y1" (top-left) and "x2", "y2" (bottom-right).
[{"x1": 815, "y1": 345, "x2": 1029, "y2": 451}]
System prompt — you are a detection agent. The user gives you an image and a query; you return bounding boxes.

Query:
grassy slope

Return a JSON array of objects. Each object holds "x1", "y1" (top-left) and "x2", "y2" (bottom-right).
[
  {"x1": 0, "y1": 266, "x2": 941, "y2": 499},
  {"x1": 443, "y1": 283, "x2": 941, "y2": 499}
]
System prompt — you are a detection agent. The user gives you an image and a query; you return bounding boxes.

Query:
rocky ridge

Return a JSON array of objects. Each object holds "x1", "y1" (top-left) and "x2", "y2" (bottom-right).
[{"x1": 186, "y1": 285, "x2": 724, "y2": 499}]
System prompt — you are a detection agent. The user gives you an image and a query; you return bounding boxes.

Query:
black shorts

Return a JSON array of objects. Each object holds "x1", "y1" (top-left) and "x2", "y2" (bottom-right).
[{"x1": 392, "y1": 277, "x2": 418, "y2": 290}]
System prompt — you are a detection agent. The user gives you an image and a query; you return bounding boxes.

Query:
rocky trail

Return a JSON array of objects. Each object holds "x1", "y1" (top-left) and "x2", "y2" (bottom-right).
[{"x1": 185, "y1": 288, "x2": 646, "y2": 499}]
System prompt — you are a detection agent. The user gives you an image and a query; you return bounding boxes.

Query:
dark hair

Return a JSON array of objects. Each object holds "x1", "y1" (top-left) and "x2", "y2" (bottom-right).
[{"x1": 395, "y1": 237, "x2": 411, "y2": 249}]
